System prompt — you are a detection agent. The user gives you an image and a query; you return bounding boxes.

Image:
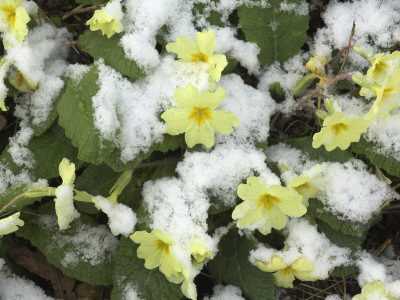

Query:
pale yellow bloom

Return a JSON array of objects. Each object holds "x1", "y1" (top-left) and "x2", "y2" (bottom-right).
[
  {"x1": 312, "y1": 112, "x2": 370, "y2": 151},
  {"x1": 232, "y1": 177, "x2": 306, "y2": 235},
  {"x1": 130, "y1": 230, "x2": 183, "y2": 279},
  {"x1": 54, "y1": 158, "x2": 80, "y2": 230},
  {"x1": 166, "y1": 30, "x2": 228, "y2": 82},
  {"x1": 190, "y1": 240, "x2": 213, "y2": 263},
  {"x1": 256, "y1": 255, "x2": 319, "y2": 288},
  {"x1": 0, "y1": 212, "x2": 24, "y2": 235},
  {"x1": 161, "y1": 84, "x2": 239, "y2": 148},
  {"x1": 86, "y1": 1, "x2": 122, "y2": 38},
  {"x1": 8, "y1": 68, "x2": 37, "y2": 92},
  {"x1": 353, "y1": 280, "x2": 395, "y2": 300},
  {"x1": 288, "y1": 174, "x2": 319, "y2": 207},
  {"x1": 0, "y1": 0, "x2": 30, "y2": 43}
]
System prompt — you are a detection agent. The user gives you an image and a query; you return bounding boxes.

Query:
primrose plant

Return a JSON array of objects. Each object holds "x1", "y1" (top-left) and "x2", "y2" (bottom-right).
[{"x1": 1, "y1": 0, "x2": 400, "y2": 299}]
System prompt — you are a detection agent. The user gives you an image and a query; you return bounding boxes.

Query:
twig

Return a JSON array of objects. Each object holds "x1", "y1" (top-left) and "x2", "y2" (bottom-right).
[
  {"x1": 291, "y1": 74, "x2": 353, "y2": 114},
  {"x1": 0, "y1": 193, "x2": 25, "y2": 215},
  {"x1": 62, "y1": 4, "x2": 106, "y2": 20},
  {"x1": 329, "y1": 45, "x2": 354, "y2": 71},
  {"x1": 374, "y1": 238, "x2": 392, "y2": 256},
  {"x1": 60, "y1": 41, "x2": 78, "y2": 46},
  {"x1": 331, "y1": 22, "x2": 356, "y2": 94}
]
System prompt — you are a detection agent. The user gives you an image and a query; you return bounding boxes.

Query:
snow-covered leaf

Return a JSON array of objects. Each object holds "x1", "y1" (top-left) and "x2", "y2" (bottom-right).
[{"x1": 238, "y1": 0, "x2": 309, "y2": 67}]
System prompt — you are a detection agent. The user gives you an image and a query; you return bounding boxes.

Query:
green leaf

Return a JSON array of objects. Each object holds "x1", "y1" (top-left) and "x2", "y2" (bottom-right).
[
  {"x1": 111, "y1": 236, "x2": 183, "y2": 300},
  {"x1": 352, "y1": 137, "x2": 400, "y2": 177},
  {"x1": 79, "y1": 30, "x2": 145, "y2": 79},
  {"x1": 330, "y1": 264, "x2": 358, "y2": 277},
  {"x1": 286, "y1": 137, "x2": 353, "y2": 163},
  {"x1": 57, "y1": 65, "x2": 115, "y2": 164},
  {"x1": 105, "y1": 135, "x2": 182, "y2": 172},
  {"x1": 307, "y1": 198, "x2": 369, "y2": 238},
  {"x1": 315, "y1": 219, "x2": 365, "y2": 251},
  {"x1": 193, "y1": 2, "x2": 224, "y2": 27},
  {"x1": 0, "y1": 123, "x2": 82, "y2": 179},
  {"x1": 0, "y1": 184, "x2": 42, "y2": 213},
  {"x1": 207, "y1": 229, "x2": 275, "y2": 300},
  {"x1": 238, "y1": 0, "x2": 309, "y2": 67},
  {"x1": 269, "y1": 82, "x2": 285, "y2": 102},
  {"x1": 16, "y1": 202, "x2": 117, "y2": 286}
]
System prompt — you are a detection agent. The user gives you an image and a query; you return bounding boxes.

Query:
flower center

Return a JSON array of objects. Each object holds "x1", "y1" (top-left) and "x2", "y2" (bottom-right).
[
  {"x1": 281, "y1": 267, "x2": 297, "y2": 276},
  {"x1": 373, "y1": 61, "x2": 387, "y2": 75},
  {"x1": 191, "y1": 51, "x2": 209, "y2": 63},
  {"x1": 295, "y1": 182, "x2": 311, "y2": 193},
  {"x1": 331, "y1": 123, "x2": 348, "y2": 135},
  {"x1": 156, "y1": 239, "x2": 170, "y2": 255},
  {"x1": 257, "y1": 194, "x2": 281, "y2": 210},
  {"x1": 1, "y1": 5, "x2": 16, "y2": 27},
  {"x1": 188, "y1": 106, "x2": 212, "y2": 126},
  {"x1": 381, "y1": 87, "x2": 394, "y2": 102}
]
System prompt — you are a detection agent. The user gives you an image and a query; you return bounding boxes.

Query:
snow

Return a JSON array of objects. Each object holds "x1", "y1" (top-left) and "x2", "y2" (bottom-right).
[
  {"x1": 36, "y1": 215, "x2": 119, "y2": 267},
  {"x1": 0, "y1": 258, "x2": 54, "y2": 300},
  {"x1": 250, "y1": 218, "x2": 351, "y2": 279},
  {"x1": 204, "y1": 285, "x2": 245, "y2": 300}
]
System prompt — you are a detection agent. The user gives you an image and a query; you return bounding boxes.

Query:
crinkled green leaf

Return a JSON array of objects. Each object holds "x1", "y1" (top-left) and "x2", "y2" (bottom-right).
[
  {"x1": 0, "y1": 123, "x2": 82, "y2": 179},
  {"x1": 286, "y1": 137, "x2": 353, "y2": 163},
  {"x1": 79, "y1": 30, "x2": 145, "y2": 79},
  {"x1": 352, "y1": 137, "x2": 400, "y2": 177},
  {"x1": 16, "y1": 202, "x2": 116, "y2": 286},
  {"x1": 307, "y1": 198, "x2": 369, "y2": 238},
  {"x1": 316, "y1": 219, "x2": 365, "y2": 252},
  {"x1": 57, "y1": 65, "x2": 115, "y2": 164},
  {"x1": 330, "y1": 264, "x2": 358, "y2": 277},
  {"x1": 105, "y1": 135, "x2": 182, "y2": 172},
  {"x1": 111, "y1": 236, "x2": 182, "y2": 300},
  {"x1": 207, "y1": 229, "x2": 275, "y2": 300},
  {"x1": 238, "y1": 0, "x2": 309, "y2": 67}
]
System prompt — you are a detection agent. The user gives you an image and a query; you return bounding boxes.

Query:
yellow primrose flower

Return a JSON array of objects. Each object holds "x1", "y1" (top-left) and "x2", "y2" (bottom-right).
[
  {"x1": 353, "y1": 280, "x2": 395, "y2": 300},
  {"x1": 86, "y1": 1, "x2": 122, "y2": 39},
  {"x1": 256, "y1": 255, "x2": 319, "y2": 288},
  {"x1": 8, "y1": 69, "x2": 37, "y2": 92},
  {"x1": 55, "y1": 158, "x2": 80, "y2": 230},
  {"x1": 0, "y1": 212, "x2": 24, "y2": 235},
  {"x1": 312, "y1": 112, "x2": 370, "y2": 151},
  {"x1": 365, "y1": 65, "x2": 400, "y2": 120},
  {"x1": 130, "y1": 230, "x2": 183, "y2": 279},
  {"x1": 232, "y1": 177, "x2": 306, "y2": 235},
  {"x1": 0, "y1": 0, "x2": 30, "y2": 43},
  {"x1": 161, "y1": 84, "x2": 239, "y2": 148},
  {"x1": 190, "y1": 241, "x2": 213, "y2": 263},
  {"x1": 166, "y1": 29, "x2": 228, "y2": 82},
  {"x1": 366, "y1": 51, "x2": 400, "y2": 84},
  {"x1": 287, "y1": 174, "x2": 319, "y2": 207}
]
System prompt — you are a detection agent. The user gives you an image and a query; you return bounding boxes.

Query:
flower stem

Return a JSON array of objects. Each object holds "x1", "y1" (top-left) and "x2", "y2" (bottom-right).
[
  {"x1": 329, "y1": 44, "x2": 354, "y2": 70},
  {"x1": 0, "y1": 193, "x2": 25, "y2": 216}
]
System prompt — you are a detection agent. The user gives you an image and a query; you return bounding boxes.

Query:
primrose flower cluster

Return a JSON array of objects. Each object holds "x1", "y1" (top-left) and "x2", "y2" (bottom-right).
[{"x1": 303, "y1": 46, "x2": 400, "y2": 152}]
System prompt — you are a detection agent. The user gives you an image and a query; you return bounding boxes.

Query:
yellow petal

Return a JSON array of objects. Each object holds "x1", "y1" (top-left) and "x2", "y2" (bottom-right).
[
  {"x1": 237, "y1": 177, "x2": 268, "y2": 202},
  {"x1": 166, "y1": 36, "x2": 199, "y2": 61},
  {"x1": 161, "y1": 107, "x2": 194, "y2": 135},
  {"x1": 185, "y1": 123, "x2": 214, "y2": 148},
  {"x1": 274, "y1": 269, "x2": 296, "y2": 288},
  {"x1": 208, "y1": 110, "x2": 239, "y2": 134},
  {"x1": 291, "y1": 257, "x2": 314, "y2": 272},
  {"x1": 174, "y1": 84, "x2": 198, "y2": 108},
  {"x1": 265, "y1": 205, "x2": 287, "y2": 230},
  {"x1": 130, "y1": 230, "x2": 158, "y2": 245},
  {"x1": 0, "y1": 212, "x2": 24, "y2": 235},
  {"x1": 208, "y1": 54, "x2": 228, "y2": 82},
  {"x1": 59, "y1": 158, "x2": 76, "y2": 185},
  {"x1": 138, "y1": 245, "x2": 164, "y2": 269},
  {"x1": 195, "y1": 30, "x2": 216, "y2": 57},
  {"x1": 198, "y1": 87, "x2": 226, "y2": 109},
  {"x1": 86, "y1": 9, "x2": 121, "y2": 38}
]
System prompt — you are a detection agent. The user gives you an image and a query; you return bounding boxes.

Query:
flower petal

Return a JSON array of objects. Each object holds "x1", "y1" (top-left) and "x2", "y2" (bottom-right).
[
  {"x1": 237, "y1": 177, "x2": 268, "y2": 202},
  {"x1": 208, "y1": 54, "x2": 228, "y2": 82},
  {"x1": 166, "y1": 37, "x2": 199, "y2": 61},
  {"x1": 174, "y1": 84, "x2": 199, "y2": 108},
  {"x1": 195, "y1": 30, "x2": 215, "y2": 57},
  {"x1": 59, "y1": 158, "x2": 76, "y2": 186},
  {"x1": 185, "y1": 123, "x2": 214, "y2": 148},
  {"x1": 161, "y1": 107, "x2": 194, "y2": 135},
  {"x1": 274, "y1": 269, "x2": 296, "y2": 288},
  {"x1": 208, "y1": 110, "x2": 239, "y2": 134},
  {"x1": 198, "y1": 87, "x2": 226, "y2": 109}
]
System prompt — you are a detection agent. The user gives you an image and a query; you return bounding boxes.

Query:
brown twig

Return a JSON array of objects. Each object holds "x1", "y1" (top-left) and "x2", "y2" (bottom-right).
[
  {"x1": 331, "y1": 22, "x2": 356, "y2": 94},
  {"x1": 60, "y1": 41, "x2": 78, "y2": 46},
  {"x1": 62, "y1": 4, "x2": 105, "y2": 20},
  {"x1": 329, "y1": 45, "x2": 354, "y2": 71},
  {"x1": 291, "y1": 74, "x2": 353, "y2": 114},
  {"x1": 0, "y1": 193, "x2": 25, "y2": 215}
]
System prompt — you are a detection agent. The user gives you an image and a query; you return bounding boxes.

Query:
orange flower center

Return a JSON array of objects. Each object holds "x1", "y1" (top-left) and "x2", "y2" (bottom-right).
[
  {"x1": 191, "y1": 51, "x2": 209, "y2": 63},
  {"x1": 257, "y1": 194, "x2": 281, "y2": 210},
  {"x1": 295, "y1": 182, "x2": 310, "y2": 193},
  {"x1": 331, "y1": 123, "x2": 348, "y2": 135},
  {"x1": 188, "y1": 106, "x2": 212, "y2": 126},
  {"x1": 281, "y1": 267, "x2": 297, "y2": 276},
  {"x1": 156, "y1": 239, "x2": 170, "y2": 254},
  {"x1": 1, "y1": 5, "x2": 16, "y2": 27}
]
